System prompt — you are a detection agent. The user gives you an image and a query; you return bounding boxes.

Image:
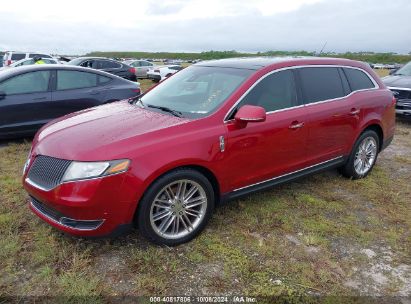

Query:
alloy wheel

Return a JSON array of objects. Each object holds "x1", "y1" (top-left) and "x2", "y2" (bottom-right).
[
  {"x1": 354, "y1": 136, "x2": 377, "y2": 175},
  {"x1": 149, "y1": 179, "x2": 208, "y2": 239}
]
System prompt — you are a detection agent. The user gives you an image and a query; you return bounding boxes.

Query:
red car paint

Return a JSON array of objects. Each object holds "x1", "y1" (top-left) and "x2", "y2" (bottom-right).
[{"x1": 23, "y1": 57, "x2": 396, "y2": 237}]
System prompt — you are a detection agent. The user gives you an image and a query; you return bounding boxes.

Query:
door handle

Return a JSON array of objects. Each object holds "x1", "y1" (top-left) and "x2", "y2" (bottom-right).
[
  {"x1": 350, "y1": 108, "x2": 360, "y2": 115},
  {"x1": 90, "y1": 90, "x2": 101, "y2": 95},
  {"x1": 289, "y1": 121, "x2": 304, "y2": 129},
  {"x1": 33, "y1": 97, "x2": 47, "y2": 101}
]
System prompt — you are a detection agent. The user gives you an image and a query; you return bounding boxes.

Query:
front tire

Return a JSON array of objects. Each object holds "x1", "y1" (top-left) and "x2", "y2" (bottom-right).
[
  {"x1": 340, "y1": 130, "x2": 379, "y2": 179},
  {"x1": 137, "y1": 169, "x2": 215, "y2": 246}
]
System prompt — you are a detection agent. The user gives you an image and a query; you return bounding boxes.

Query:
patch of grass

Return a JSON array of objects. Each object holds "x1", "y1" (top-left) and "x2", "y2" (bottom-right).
[
  {"x1": 57, "y1": 271, "x2": 102, "y2": 301},
  {"x1": 0, "y1": 119, "x2": 410, "y2": 298}
]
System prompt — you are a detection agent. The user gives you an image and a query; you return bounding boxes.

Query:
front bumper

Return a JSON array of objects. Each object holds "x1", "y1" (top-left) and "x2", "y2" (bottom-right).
[
  {"x1": 387, "y1": 87, "x2": 411, "y2": 115},
  {"x1": 23, "y1": 173, "x2": 136, "y2": 237}
]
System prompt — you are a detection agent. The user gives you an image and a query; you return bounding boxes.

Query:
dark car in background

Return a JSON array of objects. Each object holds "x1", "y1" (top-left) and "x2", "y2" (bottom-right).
[
  {"x1": 0, "y1": 65, "x2": 140, "y2": 138},
  {"x1": 382, "y1": 61, "x2": 411, "y2": 117},
  {"x1": 67, "y1": 57, "x2": 137, "y2": 82}
]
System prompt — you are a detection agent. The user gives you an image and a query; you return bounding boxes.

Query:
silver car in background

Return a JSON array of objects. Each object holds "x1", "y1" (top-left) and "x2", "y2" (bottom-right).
[{"x1": 123, "y1": 59, "x2": 156, "y2": 78}]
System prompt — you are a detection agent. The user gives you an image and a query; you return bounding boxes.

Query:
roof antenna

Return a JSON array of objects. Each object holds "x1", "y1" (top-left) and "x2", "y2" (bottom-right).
[{"x1": 319, "y1": 41, "x2": 328, "y2": 55}]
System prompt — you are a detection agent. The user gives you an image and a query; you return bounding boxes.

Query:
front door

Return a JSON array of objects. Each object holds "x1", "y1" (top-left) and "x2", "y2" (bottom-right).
[{"x1": 222, "y1": 69, "x2": 309, "y2": 191}]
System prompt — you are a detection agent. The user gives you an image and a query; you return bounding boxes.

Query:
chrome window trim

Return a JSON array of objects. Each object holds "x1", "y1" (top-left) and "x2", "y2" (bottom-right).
[
  {"x1": 224, "y1": 65, "x2": 379, "y2": 122},
  {"x1": 30, "y1": 200, "x2": 104, "y2": 231},
  {"x1": 233, "y1": 156, "x2": 344, "y2": 192},
  {"x1": 388, "y1": 86, "x2": 411, "y2": 92}
]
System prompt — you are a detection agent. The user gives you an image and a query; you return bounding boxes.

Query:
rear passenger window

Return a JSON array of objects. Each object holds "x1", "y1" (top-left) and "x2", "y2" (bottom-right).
[
  {"x1": 343, "y1": 68, "x2": 375, "y2": 91},
  {"x1": 237, "y1": 70, "x2": 298, "y2": 112},
  {"x1": 11, "y1": 53, "x2": 25, "y2": 61},
  {"x1": 98, "y1": 60, "x2": 121, "y2": 69},
  {"x1": 57, "y1": 71, "x2": 98, "y2": 90},
  {"x1": 299, "y1": 67, "x2": 345, "y2": 104}
]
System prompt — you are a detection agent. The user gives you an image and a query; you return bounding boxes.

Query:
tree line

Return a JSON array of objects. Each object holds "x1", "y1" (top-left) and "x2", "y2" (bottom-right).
[{"x1": 86, "y1": 50, "x2": 411, "y2": 64}]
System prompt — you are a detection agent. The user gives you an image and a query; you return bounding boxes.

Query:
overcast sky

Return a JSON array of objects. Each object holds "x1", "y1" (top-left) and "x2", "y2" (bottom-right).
[{"x1": 0, "y1": 0, "x2": 410, "y2": 55}]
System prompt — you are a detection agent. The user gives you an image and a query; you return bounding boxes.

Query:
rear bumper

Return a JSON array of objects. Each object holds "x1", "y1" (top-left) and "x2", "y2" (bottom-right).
[{"x1": 147, "y1": 74, "x2": 161, "y2": 81}]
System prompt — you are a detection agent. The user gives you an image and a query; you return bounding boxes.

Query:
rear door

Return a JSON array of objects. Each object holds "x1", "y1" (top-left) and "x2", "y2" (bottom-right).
[
  {"x1": 0, "y1": 70, "x2": 53, "y2": 136},
  {"x1": 50, "y1": 70, "x2": 107, "y2": 118},
  {"x1": 297, "y1": 66, "x2": 360, "y2": 165}
]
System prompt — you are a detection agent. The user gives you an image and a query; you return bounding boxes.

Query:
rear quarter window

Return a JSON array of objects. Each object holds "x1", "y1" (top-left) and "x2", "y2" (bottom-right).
[
  {"x1": 298, "y1": 67, "x2": 345, "y2": 104},
  {"x1": 11, "y1": 53, "x2": 26, "y2": 61},
  {"x1": 343, "y1": 68, "x2": 375, "y2": 91},
  {"x1": 99, "y1": 75, "x2": 112, "y2": 84}
]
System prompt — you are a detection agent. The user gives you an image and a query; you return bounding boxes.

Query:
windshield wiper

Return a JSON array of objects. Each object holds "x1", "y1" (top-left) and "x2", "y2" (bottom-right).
[
  {"x1": 129, "y1": 96, "x2": 145, "y2": 108},
  {"x1": 147, "y1": 104, "x2": 184, "y2": 118}
]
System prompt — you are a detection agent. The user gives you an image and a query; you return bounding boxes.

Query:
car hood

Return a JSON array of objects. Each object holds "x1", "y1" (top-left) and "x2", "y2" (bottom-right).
[
  {"x1": 34, "y1": 101, "x2": 189, "y2": 161},
  {"x1": 382, "y1": 75, "x2": 411, "y2": 89}
]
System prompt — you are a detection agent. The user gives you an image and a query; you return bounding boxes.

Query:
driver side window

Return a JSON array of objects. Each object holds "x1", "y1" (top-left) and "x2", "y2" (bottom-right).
[
  {"x1": 236, "y1": 70, "x2": 298, "y2": 114},
  {"x1": 80, "y1": 60, "x2": 93, "y2": 68}
]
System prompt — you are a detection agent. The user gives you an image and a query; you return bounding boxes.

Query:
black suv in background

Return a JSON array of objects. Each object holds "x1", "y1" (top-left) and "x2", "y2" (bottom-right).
[
  {"x1": 67, "y1": 57, "x2": 137, "y2": 81},
  {"x1": 383, "y1": 61, "x2": 411, "y2": 117}
]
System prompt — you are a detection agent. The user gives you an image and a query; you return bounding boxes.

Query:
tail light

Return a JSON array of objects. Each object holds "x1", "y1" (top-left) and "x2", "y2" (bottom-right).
[
  {"x1": 7, "y1": 59, "x2": 11, "y2": 66},
  {"x1": 391, "y1": 96, "x2": 397, "y2": 107},
  {"x1": 128, "y1": 67, "x2": 136, "y2": 74},
  {"x1": 132, "y1": 88, "x2": 141, "y2": 94}
]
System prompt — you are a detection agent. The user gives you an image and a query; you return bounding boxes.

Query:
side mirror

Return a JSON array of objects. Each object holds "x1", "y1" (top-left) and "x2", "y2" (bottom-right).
[
  {"x1": 234, "y1": 105, "x2": 266, "y2": 124},
  {"x1": 389, "y1": 69, "x2": 398, "y2": 75},
  {"x1": 0, "y1": 91, "x2": 6, "y2": 100}
]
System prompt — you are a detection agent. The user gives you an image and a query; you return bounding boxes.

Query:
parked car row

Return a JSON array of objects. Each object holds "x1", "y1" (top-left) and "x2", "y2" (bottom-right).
[
  {"x1": 371, "y1": 63, "x2": 403, "y2": 70},
  {"x1": 2, "y1": 52, "x2": 188, "y2": 83}
]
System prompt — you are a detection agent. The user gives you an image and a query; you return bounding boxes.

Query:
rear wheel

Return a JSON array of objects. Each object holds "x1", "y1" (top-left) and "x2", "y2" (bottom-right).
[
  {"x1": 137, "y1": 169, "x2": 214, "y2": 246},
  {"x1": 340, "y1": 130, "x2": 379, "y2": 179}
]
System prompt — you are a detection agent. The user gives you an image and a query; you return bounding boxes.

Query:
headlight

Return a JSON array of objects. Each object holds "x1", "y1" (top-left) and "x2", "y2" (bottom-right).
[
  {"x1": 61, "y1": 159, "x2": 130, "y2": 182},
  {"x1": 22, "y1": 148, "x2": 33, "y2": 175}
]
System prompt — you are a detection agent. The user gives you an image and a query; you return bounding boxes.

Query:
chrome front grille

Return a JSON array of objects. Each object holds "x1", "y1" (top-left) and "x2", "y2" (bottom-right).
[
  {"x1": 27, "y1": 155, "x2": 72, "y2": 190},
  {"x1": 391, "y1": 89, "x2": 411, "y2": 101}
]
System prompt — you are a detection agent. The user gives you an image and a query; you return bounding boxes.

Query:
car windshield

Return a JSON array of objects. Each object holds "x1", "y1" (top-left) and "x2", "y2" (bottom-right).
[
  {"x1": 140, "y1": 66, "x2": 253, "y2": 118},
  {"x1": 67, "y1": 58, "x2": 84, "y2": 65},
  {"x1": 394, "y1": 62, "x2": 411, "y2": 76}
]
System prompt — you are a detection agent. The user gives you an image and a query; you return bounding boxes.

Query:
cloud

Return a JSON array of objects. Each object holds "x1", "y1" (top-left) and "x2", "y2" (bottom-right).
[
  {"x1": 146, "y1": 1, "x2": 185, "y2": 15},
  {"x1": 0, "y1": 0, "x2": 410, "y2": 54}
]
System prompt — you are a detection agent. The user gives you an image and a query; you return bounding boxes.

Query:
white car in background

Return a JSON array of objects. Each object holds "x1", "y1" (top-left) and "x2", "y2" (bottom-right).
[
  {"x1": 2, "y1": 51, "x2": 53, "y2": 66},
  {"x1": 0, "y1": 57, "x2": 59, "y2": 71},
  {"x1": 147, "y1": 65, "x2": 183, "y2": 82}
]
